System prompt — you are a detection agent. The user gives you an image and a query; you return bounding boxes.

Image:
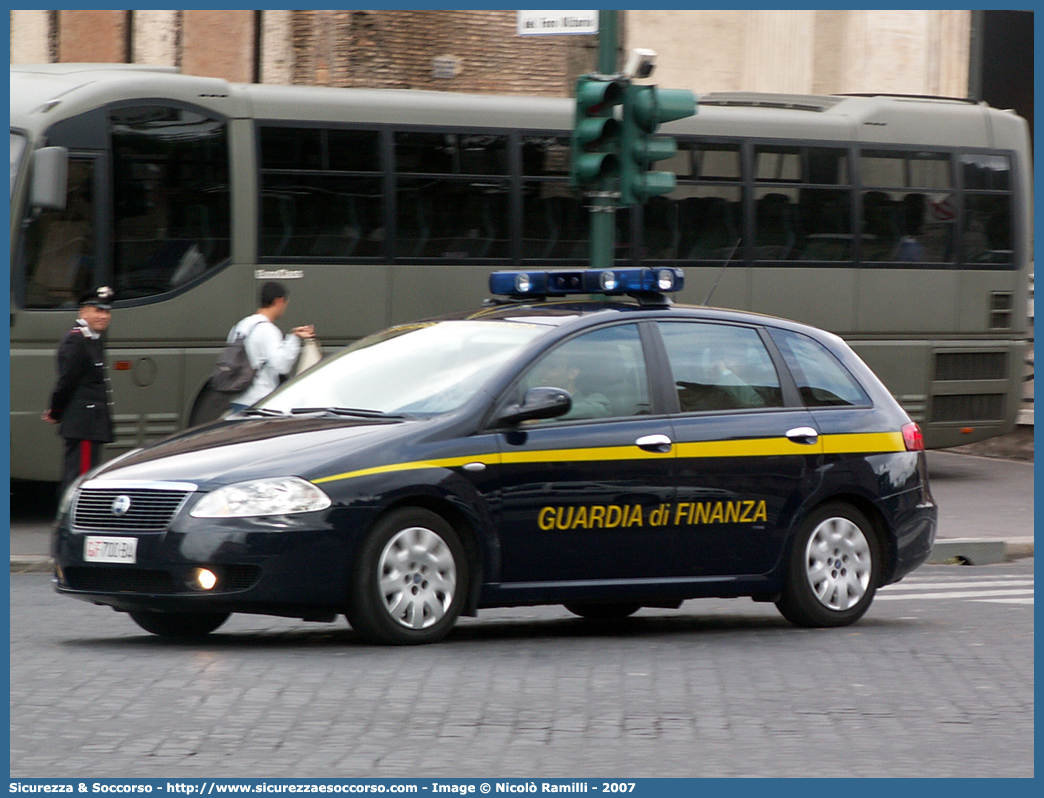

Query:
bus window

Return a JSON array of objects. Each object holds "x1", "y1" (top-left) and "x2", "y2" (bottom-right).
[
  {"x1": 521, "y1": 135, "x2": 604, "y2": 262},
  {"x1": 692, "y1": 144, "x2": 741, "y2": 181},
  {"x1": 396, "y1": 176, "x2": 510, "y2": 260},
  {"x1": 963, "y1": 195, "x2": 1013, "y2": 267},
  {"x1": 23, "y1": 158, "x2": 96, "y2": 309},
  {"x1": 393, "y1": 131, "x2": 510, "y2": 260},
  {"x1": 675, "y1": 189, "x2": 742, "y2": 261},
  {"x1": 859, "y1": 150, "x2": 953, "y2": 264},
  {"x1": 111, "y1": 105, "x2": 230, "y2": 298},
  {"x1": 961, "y1": 154, "x2": 1013, "y2": 268},
  {"x1": 645, "y1": 142, "x2": 742, "y2": 262},
  {"x1": 752, "y1": 146, "x2": 851, "y2": 262},
  {"x1": 260, "y1": 126, "x2": 383, "y2": 259},
  {"x1": 961, "y1": 153, "x2": 1011, "y2": 191}
]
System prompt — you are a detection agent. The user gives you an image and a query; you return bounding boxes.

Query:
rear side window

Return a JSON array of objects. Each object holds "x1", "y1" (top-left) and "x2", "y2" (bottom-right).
[
  {"x1": 658, "y1": 322, "x2": 783, "y2": 412},
  {"x1": 769, "y1": 328, "x2": 870, "y2": 408}
]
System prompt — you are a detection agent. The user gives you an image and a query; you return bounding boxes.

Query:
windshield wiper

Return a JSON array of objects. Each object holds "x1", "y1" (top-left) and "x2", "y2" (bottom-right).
[
  {"x1": 239, "y1": 407, "x2": 287, "y2": 417},
  {"x1": 289, "y1": 407, "x2": 406, "y2": 420}
]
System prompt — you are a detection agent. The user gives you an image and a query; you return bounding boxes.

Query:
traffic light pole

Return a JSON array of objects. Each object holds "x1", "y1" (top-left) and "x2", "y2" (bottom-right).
[{"x1": 589, "y1": 9, "x2": 618, "y2": 271}]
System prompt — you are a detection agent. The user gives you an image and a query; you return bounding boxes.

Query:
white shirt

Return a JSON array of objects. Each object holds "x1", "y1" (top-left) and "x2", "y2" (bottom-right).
[{"x1": 227, "y1": 314, "x2": 302, "y2": 407}]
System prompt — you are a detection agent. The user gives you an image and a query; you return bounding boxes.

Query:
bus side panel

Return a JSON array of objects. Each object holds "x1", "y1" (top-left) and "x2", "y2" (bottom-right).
[
  {"x1": 673, "y1": 265, "x2": 751, "y2": 315},
  {"x1": 856, "y1": 270, "x2": 959, "y2": 334},
  {"x1": 389, "y1": 264, "x2": 507, "y2": 326},
  {"x1": 750, "y1": 266, "x2": 858, "y2": 335}
]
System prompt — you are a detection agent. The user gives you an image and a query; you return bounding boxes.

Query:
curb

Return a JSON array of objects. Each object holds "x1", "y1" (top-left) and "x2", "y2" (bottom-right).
[
  {"x1": 11, "y1": 556, "x2": 54, "y2": 574},
  {"x1": 12, "y1": 539, "x2": 1034, "y2": 575}
]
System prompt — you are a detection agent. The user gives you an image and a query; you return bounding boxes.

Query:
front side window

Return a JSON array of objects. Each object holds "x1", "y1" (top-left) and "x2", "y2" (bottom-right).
[
  {"x1": 769, "y1": 328, "x2": 870, "y2": 408},
  {"x1": 658, "y1": 322, "x2": 782, "y2": 412},
  {"x1": 514, "y1": 324, "x2": 651, "y2": 422},
  {"x1": 111, "y1": 104, "x2": 231, "y2": 299},
  {"x1": 22, "y1": 158, "x2": 96, "y2": 309},
  {"x1": 10, "y1": 131, "x2": 26, "y2": 198}
]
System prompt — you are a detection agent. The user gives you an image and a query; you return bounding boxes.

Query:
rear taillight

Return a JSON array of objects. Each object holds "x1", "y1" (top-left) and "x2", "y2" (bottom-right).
[{"x1": 902, "y1": 422, "x2": 925, "y2": 452}]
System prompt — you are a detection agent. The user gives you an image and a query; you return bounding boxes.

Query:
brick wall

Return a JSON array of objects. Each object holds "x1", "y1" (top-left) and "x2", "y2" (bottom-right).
[
  {"x1": 11, "y1": 9, "x2": 976, "y2": 100},
  {"x1": 57, "y1": 9, "x2": 128, "y2": 64},
  {"x1": 290, "y1": 10, "x2": 595, "y2": 96},
  {"x1": 182, "y1": 10, "x2": 256, "y2": 83}
]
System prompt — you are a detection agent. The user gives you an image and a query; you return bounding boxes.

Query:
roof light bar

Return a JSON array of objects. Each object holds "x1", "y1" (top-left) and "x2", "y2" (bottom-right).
[{"x1": 489, "y1": 268, "x2": 684, "y2": 298}]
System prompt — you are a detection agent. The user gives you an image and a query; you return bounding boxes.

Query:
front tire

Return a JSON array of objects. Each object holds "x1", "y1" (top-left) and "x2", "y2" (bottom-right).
[
  {"x1": 776, "y1": 503, "x2": 879, "y2": 628},
  {"x1": 128, "y1": 610, "x2": 230, "y2": 638},
  {"x1": 346, "y1": 508, "x2": 468, "y2": 645}
]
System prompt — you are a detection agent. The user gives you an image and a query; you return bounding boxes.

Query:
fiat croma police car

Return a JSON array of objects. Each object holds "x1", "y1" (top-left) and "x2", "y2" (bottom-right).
[{"x1": 53, "y1": 268, "x2": 937, "y2": 644}]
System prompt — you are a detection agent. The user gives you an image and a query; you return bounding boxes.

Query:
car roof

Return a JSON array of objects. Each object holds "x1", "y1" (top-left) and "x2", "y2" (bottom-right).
[{"x1": 425, "y1": 298, "x2": 841, "y2": 343}]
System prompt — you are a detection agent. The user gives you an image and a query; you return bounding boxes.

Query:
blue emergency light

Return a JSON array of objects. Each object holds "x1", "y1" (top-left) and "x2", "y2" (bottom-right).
[{"x1": 489, "y1": 268, "x2": 684, "y2": 298}]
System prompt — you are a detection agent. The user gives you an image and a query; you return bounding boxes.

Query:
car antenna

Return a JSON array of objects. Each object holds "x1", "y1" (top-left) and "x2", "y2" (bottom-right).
[{"x1": 701, "y1": 238, "x2": 741, "y2": 306}]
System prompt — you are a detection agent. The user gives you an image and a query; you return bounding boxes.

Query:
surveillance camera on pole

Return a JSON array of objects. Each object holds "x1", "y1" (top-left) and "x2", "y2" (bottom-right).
[{"x1": 623, "y1": 49, "x2": 657, "y2": 80}]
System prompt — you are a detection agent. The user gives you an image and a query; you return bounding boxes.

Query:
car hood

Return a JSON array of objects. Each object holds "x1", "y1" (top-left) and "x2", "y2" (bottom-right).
[{"x1": 89, "y1": 416, "x2": 424, "y2": 488}]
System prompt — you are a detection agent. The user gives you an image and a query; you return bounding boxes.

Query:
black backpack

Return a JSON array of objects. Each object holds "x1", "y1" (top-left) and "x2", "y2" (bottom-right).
[{"x1": 209, "y1": 320, "x2": 266, "y2": 395}]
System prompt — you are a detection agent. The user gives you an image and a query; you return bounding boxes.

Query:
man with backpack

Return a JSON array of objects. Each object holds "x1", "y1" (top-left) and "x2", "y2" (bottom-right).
[{"x1": 224, "y1": 281, "x2": 315, "y2": 413}]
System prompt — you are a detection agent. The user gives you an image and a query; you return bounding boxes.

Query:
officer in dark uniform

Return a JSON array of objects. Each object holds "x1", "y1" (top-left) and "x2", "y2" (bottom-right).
[{"x1": 43, "y1": 286, "x2": 115, "y2": 498}]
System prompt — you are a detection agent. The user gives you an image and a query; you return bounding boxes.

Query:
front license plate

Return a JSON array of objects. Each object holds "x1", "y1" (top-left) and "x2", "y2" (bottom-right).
[{"x1": 84, "y1": 536, "x2": 137, "y2": 564}]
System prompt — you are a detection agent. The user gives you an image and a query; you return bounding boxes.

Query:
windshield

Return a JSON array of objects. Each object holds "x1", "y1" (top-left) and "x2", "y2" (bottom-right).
[
  {"x1": 260, "y1": 320, "x2": 548, "y2": 417},
  {"x1": 10, "y1": 131, "x2": 26, "y2": 199}
]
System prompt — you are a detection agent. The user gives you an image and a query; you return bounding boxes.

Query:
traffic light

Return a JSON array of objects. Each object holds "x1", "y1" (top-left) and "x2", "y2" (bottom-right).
[
  {"x1": 570, "y1": 75, "x2": 627, "y2": 190},
  {"x1": 620, "y1": 84, "x2": 697, "y2": 205}
]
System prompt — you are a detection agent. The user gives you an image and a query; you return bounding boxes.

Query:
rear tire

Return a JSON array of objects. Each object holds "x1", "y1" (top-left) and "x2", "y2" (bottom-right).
[
  {"x1": 346, "y1": 508, "x2": 468, "y2": 645},
  {"x1": 129, "y1": 610, "x2": 230, "y2": 638},
  {"x1": 776, "y1": 502, "x2": 879, "y2": 628},
  {"x1": 564, "y1": 602, "x2": 641, "y2": 620}
]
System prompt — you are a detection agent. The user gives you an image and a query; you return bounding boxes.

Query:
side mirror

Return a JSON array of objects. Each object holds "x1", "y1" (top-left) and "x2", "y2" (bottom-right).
[
  {"x1": 30, "y1": 146, "x2": 69, "y2": 211},
  {"x1": 496, "y1": 386, "x2": 572, "y2": 425}
]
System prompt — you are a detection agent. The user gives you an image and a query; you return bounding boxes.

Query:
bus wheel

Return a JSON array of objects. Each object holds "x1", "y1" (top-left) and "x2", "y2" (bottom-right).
[
  {"x1": 128, "y1": 610, "x2": 230, "y2": 637},
  {"x1": 346, "y1": 508, "x2": 467, "y2": 645},
  {"x1": 776, "y1": 503, "x2": 879, "y2": 628},
  {"x1": 564, "y1": 602, "x2": 641, "y2": 620}
]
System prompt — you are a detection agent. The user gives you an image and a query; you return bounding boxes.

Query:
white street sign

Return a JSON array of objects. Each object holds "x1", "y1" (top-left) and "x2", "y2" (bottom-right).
[{"x1": 517, "y1": 10, "x2": 599, "y2": 35}]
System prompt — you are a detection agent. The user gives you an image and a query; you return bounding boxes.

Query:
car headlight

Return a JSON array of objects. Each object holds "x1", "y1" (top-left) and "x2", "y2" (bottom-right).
[
  {"x1": 190, "y1": 477, "x2": 332, "y2": 518},
  {"x1": 57, "y1": 474, "x2": 87, "y2": 520}
]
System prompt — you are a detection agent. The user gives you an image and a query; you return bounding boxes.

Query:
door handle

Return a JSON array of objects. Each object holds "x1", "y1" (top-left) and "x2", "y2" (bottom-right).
[
  {"x1": 786, "y1": 426, "x2": 819, "y2": 445},
  {"x1": 636, "y1": 434, "x2": 673, "y2": 453}
]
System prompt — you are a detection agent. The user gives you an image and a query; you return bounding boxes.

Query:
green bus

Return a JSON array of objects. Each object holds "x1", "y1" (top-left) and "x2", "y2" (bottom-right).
[{"x1": 10, "y1": 64, "x2": 1032, "y2": 481}]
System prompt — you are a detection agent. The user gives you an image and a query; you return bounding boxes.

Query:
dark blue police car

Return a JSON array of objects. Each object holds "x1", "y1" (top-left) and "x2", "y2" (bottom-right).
[{"x1": 53, "y1": 268, "x2": 937, "y2": 644}]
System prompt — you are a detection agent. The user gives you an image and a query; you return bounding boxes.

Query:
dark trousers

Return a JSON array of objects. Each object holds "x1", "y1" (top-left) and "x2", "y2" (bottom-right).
[{"x1": 60, "y1": 438, "x2": 103, "y2": 500}]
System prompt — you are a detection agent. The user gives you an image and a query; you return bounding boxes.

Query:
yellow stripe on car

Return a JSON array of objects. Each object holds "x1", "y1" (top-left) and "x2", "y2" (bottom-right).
[{"x1": 312, "y1": 431, "x2": 906, "y2": 486}]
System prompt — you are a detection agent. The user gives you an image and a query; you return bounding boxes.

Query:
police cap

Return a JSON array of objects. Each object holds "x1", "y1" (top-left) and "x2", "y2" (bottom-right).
[{"x1": 79, "y1": 286, "x2": 114, "y2": 311}]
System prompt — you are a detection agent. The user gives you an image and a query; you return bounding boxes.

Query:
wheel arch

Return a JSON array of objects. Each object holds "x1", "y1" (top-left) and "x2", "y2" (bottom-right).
[
  {"x1": 789, "y1": 491, "x2": 895, "y2": 586},
  {"x1": 372, "y1": 494, "x2": 485, "y2": 617}
]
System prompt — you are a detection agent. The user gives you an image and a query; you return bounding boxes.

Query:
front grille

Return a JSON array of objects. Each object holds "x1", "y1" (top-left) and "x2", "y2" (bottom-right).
[
  {"x1": 65, "y1": 567, "x2": 176, "y2": 594},
  {"x1": 934, "y1": 351, "x2": 1008, "y2": 381},
  {"x1": 73, "y1": 488, "x2": 191, "y2": 531},
  {"x1": 63, "y1": 565, "x2": 261, "y2": 594},
  {"x1": 224, "y1": 565, "x2": 263, "y2": 591},
  {"x1": 931, "y1": 393, "x2": 1005, "y2": 423}
]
